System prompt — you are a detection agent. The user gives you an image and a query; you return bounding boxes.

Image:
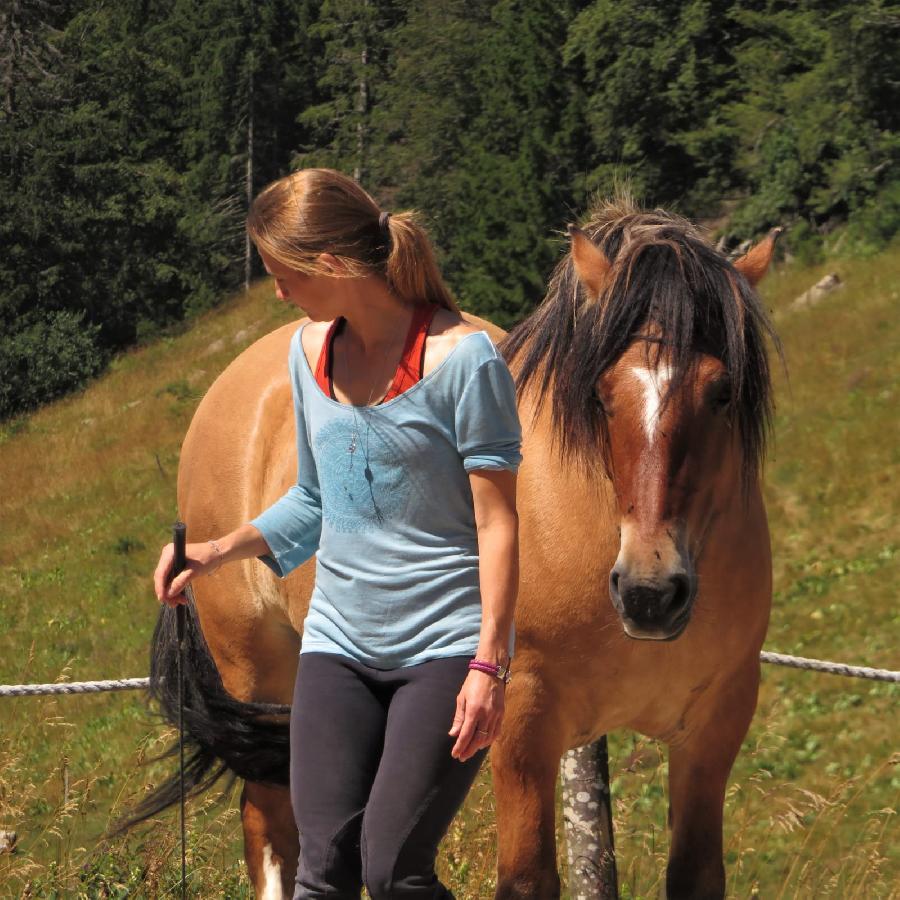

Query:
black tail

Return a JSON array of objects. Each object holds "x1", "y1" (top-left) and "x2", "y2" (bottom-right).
[{"x1": 111, "y1": 595, "x2": 290, "y2": 834}]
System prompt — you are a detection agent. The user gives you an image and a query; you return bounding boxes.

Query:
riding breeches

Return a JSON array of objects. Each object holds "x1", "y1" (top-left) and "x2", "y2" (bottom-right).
[{"x1": 289, "y1": 652, "x2": 487, "y2": 899}]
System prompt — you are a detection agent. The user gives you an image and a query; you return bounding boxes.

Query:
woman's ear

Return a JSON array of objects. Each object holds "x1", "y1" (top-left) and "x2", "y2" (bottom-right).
[{"x1": 317, "y1": 252, "x2": 346, "y2": 274}]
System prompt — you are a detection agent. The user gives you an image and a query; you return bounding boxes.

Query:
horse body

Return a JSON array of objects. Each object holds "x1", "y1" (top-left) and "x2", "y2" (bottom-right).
[{"x1": 144, "y1": 201, "x2": 778, "y2": 899}]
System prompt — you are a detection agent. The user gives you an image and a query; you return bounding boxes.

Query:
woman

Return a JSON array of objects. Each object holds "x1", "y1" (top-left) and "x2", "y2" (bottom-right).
[{"x1": 153, "y1": 168, "x2": 521, "y2": 899}]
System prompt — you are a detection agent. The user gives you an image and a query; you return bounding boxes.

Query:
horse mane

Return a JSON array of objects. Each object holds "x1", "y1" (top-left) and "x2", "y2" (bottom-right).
[{"x1": 500, "y1": 194, "x2": 780, "y2": 483}]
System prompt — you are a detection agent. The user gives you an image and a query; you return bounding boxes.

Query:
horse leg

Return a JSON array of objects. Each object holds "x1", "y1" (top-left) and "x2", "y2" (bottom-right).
[
  {"x1": 190, "y1": 575, "x2": 303, "y2": 898},
  {"x1": 665, "y1": 665, "x2": 760, "y2": 900},
  {"x1": 241, "y1": 781, "x2": 298, "y2": 898},
  {"x1": 492, "y1": 673, "x2": 565, "y2": 900}
]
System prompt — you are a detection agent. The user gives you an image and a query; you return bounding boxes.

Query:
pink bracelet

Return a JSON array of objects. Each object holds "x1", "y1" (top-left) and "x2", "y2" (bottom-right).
[{"x1": 468, "y1": 658, "x2": 512, "y2": 685}]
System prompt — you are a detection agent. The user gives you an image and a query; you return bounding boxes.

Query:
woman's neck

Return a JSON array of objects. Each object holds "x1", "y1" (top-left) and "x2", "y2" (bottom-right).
[{"x1": 337, "y1": 276, "x2": 415, "y2": 358}]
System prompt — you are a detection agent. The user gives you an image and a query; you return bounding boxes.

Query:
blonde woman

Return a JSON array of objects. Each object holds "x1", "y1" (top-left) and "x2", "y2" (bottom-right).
[{"x1": 154, "y1": 168, "x2": 521, "y2": 899}]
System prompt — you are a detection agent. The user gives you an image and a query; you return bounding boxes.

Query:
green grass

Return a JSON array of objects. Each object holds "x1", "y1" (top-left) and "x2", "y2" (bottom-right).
[{"x1": 1, "y1": 248, "x2": 898, "y2": 897}]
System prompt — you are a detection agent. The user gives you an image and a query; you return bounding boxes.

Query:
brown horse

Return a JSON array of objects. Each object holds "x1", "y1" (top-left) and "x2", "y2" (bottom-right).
[{"x1": 128, "y1": 197, "x2": 779, "y2": 899}]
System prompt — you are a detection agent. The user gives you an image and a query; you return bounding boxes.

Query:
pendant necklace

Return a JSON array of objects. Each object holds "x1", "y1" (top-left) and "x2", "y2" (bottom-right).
[{"x1": 343, "y1": 335, "x2": 378, "y2": 459}]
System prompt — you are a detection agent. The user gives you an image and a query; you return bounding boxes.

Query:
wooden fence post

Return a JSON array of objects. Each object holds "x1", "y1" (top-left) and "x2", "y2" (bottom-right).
[{"x1": 560, "y1": 737, "x2": 618, "y2": 899}]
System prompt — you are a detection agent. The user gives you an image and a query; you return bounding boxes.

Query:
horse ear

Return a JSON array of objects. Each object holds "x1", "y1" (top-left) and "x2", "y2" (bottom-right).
[
  {"x1": 733, "y1": 227, "x2": 783, "y2": 286},
  {"x1": 568, "y1": 224, "x2": 611, "y2": 299}
]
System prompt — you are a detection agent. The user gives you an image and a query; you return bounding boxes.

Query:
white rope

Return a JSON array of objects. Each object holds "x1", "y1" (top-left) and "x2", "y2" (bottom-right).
[
  {"x1": 0, "y1": 677, "x2": 150, "y2": 697},
  {"x1": 760, "y1": 651, "x2": 899, "y2": 683},
  {"x1": 0, "y1": 651, "x2": 896, "y2": 698}
]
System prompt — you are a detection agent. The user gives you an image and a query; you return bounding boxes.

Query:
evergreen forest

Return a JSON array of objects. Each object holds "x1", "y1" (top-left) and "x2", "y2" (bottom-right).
[{"x1": 2, "y1": 0, "x2": 899, "y2": 419}]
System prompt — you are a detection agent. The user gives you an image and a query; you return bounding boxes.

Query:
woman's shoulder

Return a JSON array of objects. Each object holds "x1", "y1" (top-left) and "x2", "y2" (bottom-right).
[
  {"x1": 423, "y1": 308, "x2": 500, "y2": 376},
  {"x1": 295, "y1": 317, "x2": 327, "y2": 371}
]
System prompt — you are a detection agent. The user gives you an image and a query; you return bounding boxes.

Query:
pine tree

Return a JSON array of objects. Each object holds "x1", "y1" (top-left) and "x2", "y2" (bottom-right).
[
  {"x1": 726, "y1": 0, "x2": 900, "y2": 246},
  {"x1": 378, "y1": 0, "x2": 583, "y2": 327},
  {"x1": 296, "y1": 0, "x2": 400, "y2": 182},
  {"x1": 565, "y1": 0, "x2": 742, "y2": 213}
]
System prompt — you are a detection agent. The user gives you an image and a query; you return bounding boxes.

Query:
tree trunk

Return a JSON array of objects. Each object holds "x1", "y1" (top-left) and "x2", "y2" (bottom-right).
[
  {"x1": 244, "y1": 44, "x2": 254, "y2": 293},
  {"x1": 354, "y1": 0, "x2": 368, "y2": 183}
]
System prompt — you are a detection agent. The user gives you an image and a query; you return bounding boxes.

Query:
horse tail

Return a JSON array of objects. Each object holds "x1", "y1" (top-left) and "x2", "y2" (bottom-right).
[{"x1": 110, "y1": 596, "x2": 290, "y2": 835}]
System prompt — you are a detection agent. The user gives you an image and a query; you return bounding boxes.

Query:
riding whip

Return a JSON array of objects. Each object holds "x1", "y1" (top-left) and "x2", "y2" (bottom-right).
[{"x1": 172, "y1": 521, "x2": 188, "y2": 899}]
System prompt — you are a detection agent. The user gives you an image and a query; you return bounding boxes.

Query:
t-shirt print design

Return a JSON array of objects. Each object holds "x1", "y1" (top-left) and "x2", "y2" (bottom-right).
[{"x1": 314, "y1": 415, "x2": 411, "y2": 533}]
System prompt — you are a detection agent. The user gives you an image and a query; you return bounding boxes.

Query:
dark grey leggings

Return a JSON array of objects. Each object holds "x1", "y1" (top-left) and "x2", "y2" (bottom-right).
[{"x1": 290, "y1": 652, "x2": 487, "y2": 899}]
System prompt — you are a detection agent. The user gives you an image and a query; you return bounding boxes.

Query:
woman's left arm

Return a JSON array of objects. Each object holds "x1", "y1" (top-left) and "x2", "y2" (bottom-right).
[{"x1": 449, "y1": 468, "x2": 518, "y2": 762}]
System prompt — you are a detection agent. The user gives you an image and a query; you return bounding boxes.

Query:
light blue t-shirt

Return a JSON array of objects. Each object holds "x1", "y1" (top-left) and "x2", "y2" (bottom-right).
[{"x1": 250, "y1": 322, "x2": 522, "y2": 668}]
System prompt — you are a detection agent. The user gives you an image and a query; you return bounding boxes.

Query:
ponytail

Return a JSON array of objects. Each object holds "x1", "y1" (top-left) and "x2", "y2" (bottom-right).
[
  {"x1": 247, "y1": 168, "x2": 458, "y2": 313},
  {"x1": 384, "y1": 212, "x2": 458, "y2": 312}
]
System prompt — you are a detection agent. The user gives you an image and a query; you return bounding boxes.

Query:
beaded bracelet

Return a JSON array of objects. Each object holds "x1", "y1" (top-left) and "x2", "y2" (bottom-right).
[{"x1": 468, "y1": 658, "x2": 512, "y2": 685}]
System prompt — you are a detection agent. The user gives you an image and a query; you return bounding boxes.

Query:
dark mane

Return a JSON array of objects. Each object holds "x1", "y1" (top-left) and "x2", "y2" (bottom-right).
[{"x1": 500, "y1": 195, "x2": 780, "y2": 482}]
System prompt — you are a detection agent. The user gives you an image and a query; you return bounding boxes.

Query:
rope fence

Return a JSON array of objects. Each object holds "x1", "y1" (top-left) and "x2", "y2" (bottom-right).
[
  {"x1": 0, "y1": 677, "x2": 150, "y2": 697},
  {"x1": 759, "y1": 651, "x2": 899, "y2": 684},
  {"x1": 0, "y1": 651, "x2": 897, "y2": 698}
]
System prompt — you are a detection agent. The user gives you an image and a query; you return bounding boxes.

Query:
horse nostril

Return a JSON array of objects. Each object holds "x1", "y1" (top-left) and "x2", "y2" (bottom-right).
[
  {"x1": 668, "y1": 574, "x2": 691, "y2": 615},
  {"x1": 610, "y1": 569, "x2": 621, "y2": 596}
]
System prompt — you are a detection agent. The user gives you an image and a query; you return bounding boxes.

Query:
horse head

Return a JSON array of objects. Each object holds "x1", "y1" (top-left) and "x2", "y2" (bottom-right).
[{"x1": 503, "y1": 197, "x2": 781, "y2": 641}]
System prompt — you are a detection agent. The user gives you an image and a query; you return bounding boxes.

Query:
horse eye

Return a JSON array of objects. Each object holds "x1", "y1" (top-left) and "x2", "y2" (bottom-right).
[{"x1": 709, "y1": 381, "x2": 732, "y2": 412}]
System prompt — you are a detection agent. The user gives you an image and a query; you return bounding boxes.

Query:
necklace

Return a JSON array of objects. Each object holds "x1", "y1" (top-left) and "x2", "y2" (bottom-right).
[{"x1": 342, "y1": 332, "x2": 378, "y2": 457}]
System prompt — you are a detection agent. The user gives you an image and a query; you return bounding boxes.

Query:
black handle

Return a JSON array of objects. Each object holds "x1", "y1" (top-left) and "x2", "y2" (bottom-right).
[{"x1": 172, "y1": 521, "x2": 187, "y2": 646}]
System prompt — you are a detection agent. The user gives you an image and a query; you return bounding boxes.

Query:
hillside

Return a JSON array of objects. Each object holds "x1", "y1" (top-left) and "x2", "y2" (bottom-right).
[{"x1": 0, "y1": 248, "x2": 897, "y2": 897}]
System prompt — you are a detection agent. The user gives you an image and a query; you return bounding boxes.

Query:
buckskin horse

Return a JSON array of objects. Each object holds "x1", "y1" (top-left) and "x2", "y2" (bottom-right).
[{"x1": 126, "y1": 197, "x2": 779, "y2": 899}]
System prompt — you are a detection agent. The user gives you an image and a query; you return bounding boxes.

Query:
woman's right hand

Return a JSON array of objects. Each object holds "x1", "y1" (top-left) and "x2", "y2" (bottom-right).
[{"x1": 153, "y1": 541, "x2": 221, "y2": 607}]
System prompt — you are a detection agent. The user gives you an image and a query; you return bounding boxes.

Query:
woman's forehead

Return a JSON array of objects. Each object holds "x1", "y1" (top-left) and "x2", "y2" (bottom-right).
[{"x1": 258, "y1": 248, "x2": 294, "y2": 276}]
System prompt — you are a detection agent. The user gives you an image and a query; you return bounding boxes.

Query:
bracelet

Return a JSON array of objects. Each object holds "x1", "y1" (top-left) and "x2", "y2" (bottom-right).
[
  {"x1": 207, "y1": 539, "x2": 223, "y2": 576},
  {"x1": 468, "y1": 658, "x2": 512, "y2": 685}
]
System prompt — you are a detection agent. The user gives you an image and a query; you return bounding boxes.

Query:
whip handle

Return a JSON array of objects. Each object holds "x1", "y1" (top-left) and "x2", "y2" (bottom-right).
[{"x1": 172, "y1": 521, "x2": 187, "y2": 645}]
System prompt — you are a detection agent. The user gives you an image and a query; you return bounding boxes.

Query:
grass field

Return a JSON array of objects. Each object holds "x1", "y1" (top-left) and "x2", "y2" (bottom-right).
[{"x1": 0, "y1": 245, "x2": 897, "y2": 898}]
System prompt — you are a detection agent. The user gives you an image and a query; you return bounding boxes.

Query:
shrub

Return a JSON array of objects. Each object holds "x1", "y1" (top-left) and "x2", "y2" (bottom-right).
[{"x1": 0, "y1": 310, "x2": 105, "y2": 420}]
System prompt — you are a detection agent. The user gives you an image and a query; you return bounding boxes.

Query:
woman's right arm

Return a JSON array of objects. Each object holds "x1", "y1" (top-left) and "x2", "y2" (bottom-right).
[
  {"x1": 154, "y1": 328, "x2": 322, "y2": 605},
  {"x1": 154, "y1": 523, "x2": 271, "y2": 607}
]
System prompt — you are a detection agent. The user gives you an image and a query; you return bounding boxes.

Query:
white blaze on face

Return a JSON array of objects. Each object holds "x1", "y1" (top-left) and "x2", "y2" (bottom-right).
[
  {"x1": 631, "y1": 365, "x2": 673, "y2": 443},
  {"x1": 259, "y1": 843, "x2": 283, "y2": 900}
]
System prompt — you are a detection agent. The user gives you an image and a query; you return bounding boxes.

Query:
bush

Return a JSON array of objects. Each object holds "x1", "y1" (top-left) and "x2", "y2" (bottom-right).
[
  {"x1": 843, "y1": 181, "x2": 900, "y2": 258},
  {"x1": 0, "y1": 310, "x2": 106, "y2": 420}
]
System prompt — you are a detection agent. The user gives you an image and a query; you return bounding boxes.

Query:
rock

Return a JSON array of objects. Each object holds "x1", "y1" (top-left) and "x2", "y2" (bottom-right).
[
  {"x1": 0, "y1": 830, "x2": 17, "y2": 853},
  {"x1": 791, "y1": 273, "x2": 842, "y2": 309},
  {"x1": 203, "y1": 338, "x2": 225, "y2": 356},
  {"x1": 232, "y1": 319, "x2": 265, "y2": 345}
]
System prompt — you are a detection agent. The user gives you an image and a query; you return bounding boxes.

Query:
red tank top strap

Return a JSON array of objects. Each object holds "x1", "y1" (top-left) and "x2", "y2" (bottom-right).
[
  {"x1": 314, "y1": 303, "x2": 438, "y2": 403},
  {"x1": 381, "y1": 302, "x2": 439, "y2": 403},
  {"x1": 314, "y1": 317, "x2": 344, "y2": 399}
]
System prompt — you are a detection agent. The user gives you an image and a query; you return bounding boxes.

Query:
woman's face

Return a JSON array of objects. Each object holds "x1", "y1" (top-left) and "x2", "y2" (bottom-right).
[{"x1": 258, "y1": 248, "x2": 338, "y2": 320}]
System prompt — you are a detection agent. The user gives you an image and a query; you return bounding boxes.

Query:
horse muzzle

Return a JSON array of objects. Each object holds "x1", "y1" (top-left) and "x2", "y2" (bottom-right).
[{"x1": 608, "y1": 567, "x2": 697, "y2": 641}]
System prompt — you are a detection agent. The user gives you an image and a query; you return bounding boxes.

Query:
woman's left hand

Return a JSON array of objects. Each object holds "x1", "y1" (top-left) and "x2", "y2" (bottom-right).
[{"x1": 449, "y1": 669, "x2": 505, "y2": 762}]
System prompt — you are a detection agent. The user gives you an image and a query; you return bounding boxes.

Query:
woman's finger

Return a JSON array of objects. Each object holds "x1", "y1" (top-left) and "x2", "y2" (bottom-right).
[
  {"x1": 448, "y1": 693, "x2": 466, "y2": 738},
  {"x1": 166, "y1": 568, "x2": 195, "y2": 601},
  {"x1": 153, "y1": 544, "x2": 174, "y2": 602},
  {"x1": 455, "y1": 700, "x2": 500, "y2": 760},
  {"x1": 451, "y1": 705, "x2": 480, "y2": 760}
]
